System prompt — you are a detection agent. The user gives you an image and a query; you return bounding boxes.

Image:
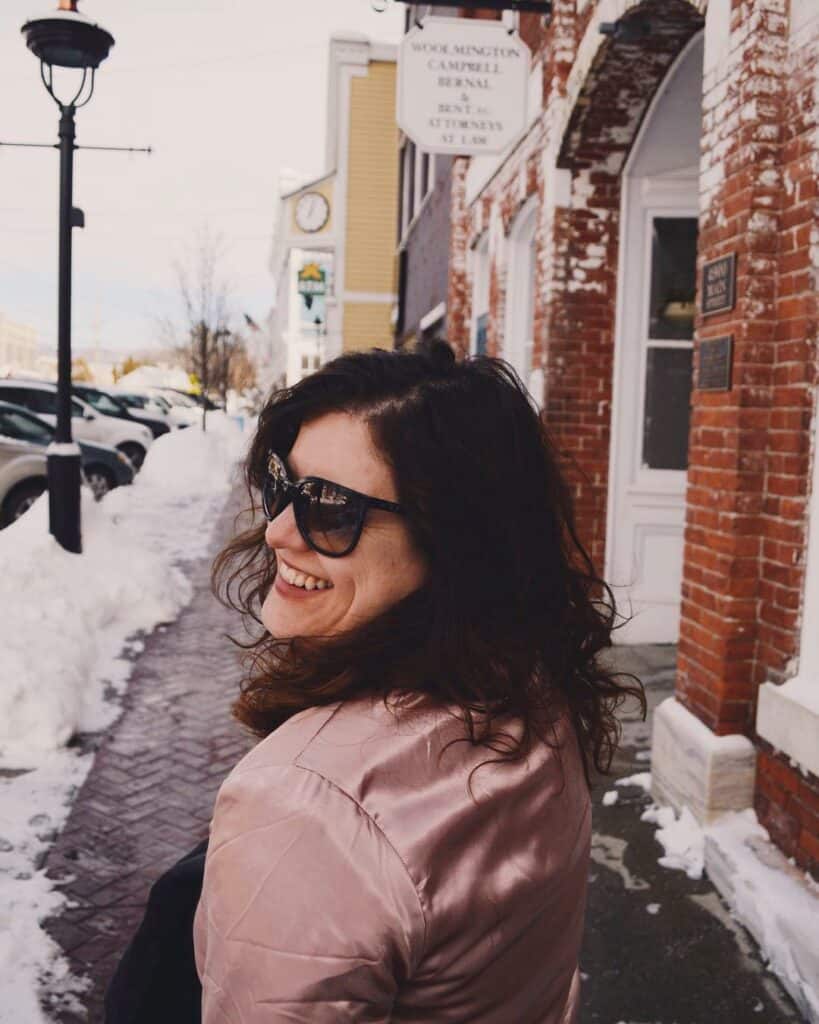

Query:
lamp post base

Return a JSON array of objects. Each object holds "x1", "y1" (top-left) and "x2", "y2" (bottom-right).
[{"x1": 47, "y1": 444, "x2": 82, "y2": 553}]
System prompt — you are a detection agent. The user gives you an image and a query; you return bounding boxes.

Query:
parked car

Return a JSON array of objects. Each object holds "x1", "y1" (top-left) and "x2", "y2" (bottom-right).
[
  {"x1": 0, "y1": 380, "x2": 153, "y2": 469},
  {"x1": 161, "y1": 387, "x2": 223, "y2": 412},
  {"x1": 71, "y1": 383, "x2": 171, "y2": 440},
  {"x1": 113, "y1": 390, "x2": 181, "y2": 429},
  {"x1": 0, "y1": 400, "x2": 134, "y2": 499},
  {"x1": 143, "y1": 387, "x2": 203, "y2": 428},
  {"x1": 0, "y1": 429, "x2": 48, "y2": 527}
]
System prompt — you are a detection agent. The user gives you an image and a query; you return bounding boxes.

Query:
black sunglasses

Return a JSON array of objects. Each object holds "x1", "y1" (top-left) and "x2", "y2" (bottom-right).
[{"x1": 261, "y1": 451, "x2": 404, "y2": 557}]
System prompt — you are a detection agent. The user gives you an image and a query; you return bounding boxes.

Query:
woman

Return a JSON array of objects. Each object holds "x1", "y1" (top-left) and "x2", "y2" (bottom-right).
[{"x1": 196, "y1": 341, "x2": 643, "y2": 1023}]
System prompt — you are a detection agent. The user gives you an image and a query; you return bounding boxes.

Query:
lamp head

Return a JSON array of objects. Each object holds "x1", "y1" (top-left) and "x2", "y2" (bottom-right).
[{"x1": 21, "y1": 0, "x2": 114, "y2": 70}]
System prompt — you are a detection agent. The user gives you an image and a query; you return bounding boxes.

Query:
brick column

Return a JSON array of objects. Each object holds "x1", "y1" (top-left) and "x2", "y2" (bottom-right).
[{"x1": 678, "y1": 0, "x2": 791, "y2": 737}]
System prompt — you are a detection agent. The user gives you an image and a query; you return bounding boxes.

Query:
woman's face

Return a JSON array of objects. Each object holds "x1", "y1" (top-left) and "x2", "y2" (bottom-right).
[{"x1": 261, "y1": 411, "x2": 427, "y2": 638}]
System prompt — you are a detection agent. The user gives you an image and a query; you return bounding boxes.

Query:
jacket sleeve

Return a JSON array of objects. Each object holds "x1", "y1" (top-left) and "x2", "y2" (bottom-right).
[{"x1": 194, "y1": 761, "x2": 425, "y2": 1024}]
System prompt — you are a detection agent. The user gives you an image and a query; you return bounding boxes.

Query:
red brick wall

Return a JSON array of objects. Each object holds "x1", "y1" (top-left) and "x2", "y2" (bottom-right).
[
  {"x1": 756, "y1": 744, "x2": 819, "y2": 879},
  {"x1": 678, "y1": 1, "x2": 817, "y2": 742}
]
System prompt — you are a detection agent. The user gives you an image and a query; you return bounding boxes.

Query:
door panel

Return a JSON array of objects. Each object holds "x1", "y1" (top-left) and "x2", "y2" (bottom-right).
[{"x1": 607, "y1": 192, "x2": 697, "y2": 644}]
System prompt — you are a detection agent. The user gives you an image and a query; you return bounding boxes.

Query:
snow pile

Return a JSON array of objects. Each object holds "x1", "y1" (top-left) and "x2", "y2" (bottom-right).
[
  {"x1": 615, "y1": 771, "x2": 652, "y2": 792},
  {"x1": 0, "y1": 416, "x2": 246, "y2": 769},
  {"x1": 0, "y1": 415, "x2": 247, "y2": 1022},
  {"x1": 641, "y1": 803, "x2": 705, "y2": 879},
  {"x1": 706, "y1": 811, "x2": 819, "y2": 1022},
  {"x1": 0, "y1": 752, "x2": 93, "y2": 1024}
]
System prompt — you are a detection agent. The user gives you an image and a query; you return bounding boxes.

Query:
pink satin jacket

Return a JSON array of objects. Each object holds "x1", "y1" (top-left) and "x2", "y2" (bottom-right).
[{"x1": 194, "y1": 694, "x2": 591, "y2": 1023}]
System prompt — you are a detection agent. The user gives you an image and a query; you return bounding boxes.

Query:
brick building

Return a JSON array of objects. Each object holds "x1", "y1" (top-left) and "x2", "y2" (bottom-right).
[{"x1": 395, "y1": 0, "x2": 819, "y2": 937}]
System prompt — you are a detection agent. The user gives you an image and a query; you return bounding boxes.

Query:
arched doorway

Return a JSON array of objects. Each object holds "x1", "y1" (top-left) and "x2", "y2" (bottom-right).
[{"x1": 605, "y1": 32, "x2": 704, "y2": 643}]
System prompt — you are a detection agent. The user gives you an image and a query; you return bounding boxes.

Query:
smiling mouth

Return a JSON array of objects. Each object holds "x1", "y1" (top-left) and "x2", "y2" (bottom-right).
[{"x1": 277, "y1": 558, "x2": 333, "y2": 591}]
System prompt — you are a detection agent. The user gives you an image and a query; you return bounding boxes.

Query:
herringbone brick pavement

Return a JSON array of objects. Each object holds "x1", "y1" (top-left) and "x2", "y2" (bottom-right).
[{"x1": 42, "y1": 492, "x2": 253, "y2": 1023}]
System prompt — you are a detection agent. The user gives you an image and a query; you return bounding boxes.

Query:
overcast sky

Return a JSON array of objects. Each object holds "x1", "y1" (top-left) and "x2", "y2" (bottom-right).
[{"x1": 1, "y1": 0, "x2": 404, "y2": 356}]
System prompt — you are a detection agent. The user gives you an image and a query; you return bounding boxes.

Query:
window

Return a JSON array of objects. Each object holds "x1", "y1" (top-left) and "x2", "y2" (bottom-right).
[
  {"x1": 26, "y1": 389, "x2": 57, "y2": 415},
  {"x1": 0, "y1": 408, "x2": 53, "y2": 444},
  {"x1": 79, "y1": 389, "x2": 123, "y2": 416},
  {"x1": 641, "y1": 217, "x2": 697, "y2": 471},
  {"x1": 301, "y1": 355, "x2": 309, "y2": 371}
]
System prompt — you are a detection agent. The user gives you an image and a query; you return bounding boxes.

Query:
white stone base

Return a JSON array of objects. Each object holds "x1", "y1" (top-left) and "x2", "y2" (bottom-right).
[
  {"x1": 650, "y1": 697, "x2": 757, "y2": 824},
  {"x1": 757, "y1": 676, "x2": 819, "y2": 778},
  {"x1": 704, "y1": 813, "x2": 819, "y2": 1023}
]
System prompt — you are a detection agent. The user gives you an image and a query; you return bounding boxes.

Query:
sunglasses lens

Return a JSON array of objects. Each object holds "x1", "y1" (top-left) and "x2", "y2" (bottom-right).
[
  {"x1": 299, "y1": 480, "x2": 363, "y2": 555},
  {"x1": 262, "y1": 455, "x2": 289, "y2": 520}
]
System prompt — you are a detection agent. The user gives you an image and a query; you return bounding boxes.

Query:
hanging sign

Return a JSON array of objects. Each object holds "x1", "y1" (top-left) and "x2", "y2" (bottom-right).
[
  {"x1": 297, "y1": 261, "x2": 326, "y2": 298},
  {"x1": 397, "y1": 18, "x2": 530, "y2": 156}
]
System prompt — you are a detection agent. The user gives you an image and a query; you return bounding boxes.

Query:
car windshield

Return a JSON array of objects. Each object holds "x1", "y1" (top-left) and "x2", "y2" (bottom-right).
[
  {"x1": 120, "y1": 394, "x2": 146, "y2": 409},
  {"x1": 82, "y1": 390, "x2": 124, "y2": 416},
  {"x1": 164, "y1": 391, "x2": 197, "y2": 408},
  {"x1": 0, "y1": 406, "x2": 54, "y2": 445}
]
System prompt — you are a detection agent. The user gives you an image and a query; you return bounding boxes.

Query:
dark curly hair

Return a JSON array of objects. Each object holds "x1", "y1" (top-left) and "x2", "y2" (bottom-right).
[{"x1": 213, "y1": 341, "x2": 644, "y2": 790}]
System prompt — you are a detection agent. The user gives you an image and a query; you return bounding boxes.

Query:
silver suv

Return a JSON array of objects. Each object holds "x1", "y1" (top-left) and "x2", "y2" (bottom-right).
[{"x1": 0, "y1": 431, "x2": 47, "y2": 527}]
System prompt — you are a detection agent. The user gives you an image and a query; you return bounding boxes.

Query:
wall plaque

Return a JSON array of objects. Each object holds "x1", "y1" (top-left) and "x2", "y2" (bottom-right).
[
  {"x1": 698, "y1": 335, "x2": 733, "y2": 391},
  {"x1": 701, "y1": 253, "x2": 736, "y2": 316}
]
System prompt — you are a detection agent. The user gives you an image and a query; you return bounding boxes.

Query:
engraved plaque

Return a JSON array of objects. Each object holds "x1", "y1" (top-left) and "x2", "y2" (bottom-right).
[
  {"x1": 698, "y1": 336, "x2": 733, "y2": 391},
  {"x1": 701, "y1": 253, "x2": 736, "y2": 316}
]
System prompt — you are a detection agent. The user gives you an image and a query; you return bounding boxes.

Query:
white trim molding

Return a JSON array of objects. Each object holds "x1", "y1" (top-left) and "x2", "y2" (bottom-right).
[
  {"x1": 757, "y1": 387, "x2": 819, "y2": 777},
  {"x1": 419, "y1": 301, "x2": 446, "y2": 332}
]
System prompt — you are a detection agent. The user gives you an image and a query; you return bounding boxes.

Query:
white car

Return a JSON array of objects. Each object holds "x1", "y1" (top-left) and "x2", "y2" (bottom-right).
[
  {"x1": 112, "y1": 389, "x2": 178, "y2": 430},
  {"x1": 144, "y1": 387, "x2": 203, "y2": 429},
  {"x1": 0, "y1": 380, "x2": 153, "y2": 469}
]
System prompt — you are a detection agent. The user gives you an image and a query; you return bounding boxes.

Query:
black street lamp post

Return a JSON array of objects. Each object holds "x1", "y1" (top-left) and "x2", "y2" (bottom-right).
[{"x1": 21, "y1": 0, "x2": 115, "y2": 553}]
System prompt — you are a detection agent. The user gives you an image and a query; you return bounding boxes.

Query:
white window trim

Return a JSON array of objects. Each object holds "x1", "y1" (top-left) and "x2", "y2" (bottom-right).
[
  {"x1": 400, "y1": 151, "x2": 437, "y2": 246},
  {"x1": 503, "y1": 194, "x2": 538, "y2": 385},
  {"x1": 756, "y1": 386, "x2": 819, "y2": 776}
]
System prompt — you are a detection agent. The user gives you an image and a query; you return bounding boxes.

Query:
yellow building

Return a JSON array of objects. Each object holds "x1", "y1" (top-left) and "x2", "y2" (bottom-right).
[{"x1": 271, "y1": 34, "x2": 399, "y2": 377}]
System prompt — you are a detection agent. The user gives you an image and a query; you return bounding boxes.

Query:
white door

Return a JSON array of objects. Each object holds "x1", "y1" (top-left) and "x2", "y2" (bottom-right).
[{"x1": 606, "y1": 34, "x2": 704, "y2": 644}]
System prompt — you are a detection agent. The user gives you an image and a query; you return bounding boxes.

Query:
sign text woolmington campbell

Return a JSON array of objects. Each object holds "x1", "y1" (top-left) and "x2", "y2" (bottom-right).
[{"x1": 397, "y1": 18, "x2": 531, "y2": 156}]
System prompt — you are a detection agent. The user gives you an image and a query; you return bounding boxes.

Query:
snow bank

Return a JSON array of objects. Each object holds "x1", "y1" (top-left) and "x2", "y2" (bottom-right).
[
  {"x1": 0, "y1": 415, "x2": 247, "y2": 769},
  {"x1": 706, "y1": 811, "x2": 819, "y2": 1023},
  {"x1": 641, "y1": 803, "x2": 705, "y2": 879},
  {"x1": 0, "y1": 752, "x2": 93, "y2": 1024},
  {"x1": 0, "y1": 416, "x2": 248, "y2": 1021}
]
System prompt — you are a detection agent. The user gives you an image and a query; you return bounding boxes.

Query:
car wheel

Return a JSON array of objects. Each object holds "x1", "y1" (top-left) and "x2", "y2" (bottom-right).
[
  {"x1": 84, "y1": 465, "x2": 115, "y2": 501},
  {"x1": 118, "y1": 442, "x2": 146, "y2": 471},
  {"x1": 1, "y1": 479, "x2": 47, "y2": 527}
]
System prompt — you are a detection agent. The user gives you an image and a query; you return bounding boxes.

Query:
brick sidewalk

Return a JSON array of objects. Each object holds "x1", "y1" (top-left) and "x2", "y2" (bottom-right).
[{"x1": 43, "y1": 495, "x2": 251, "y2": 1023}]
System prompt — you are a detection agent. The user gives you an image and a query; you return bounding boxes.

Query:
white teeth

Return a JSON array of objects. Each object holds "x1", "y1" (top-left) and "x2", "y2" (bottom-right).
[{"x1": 278, "y1": 560, "x2": 332, "y2": 590}]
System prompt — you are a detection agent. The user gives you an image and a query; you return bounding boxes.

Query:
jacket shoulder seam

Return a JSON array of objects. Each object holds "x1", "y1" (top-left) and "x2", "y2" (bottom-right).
[{"x1": 290, "y1": 761, "x2": 429, "y2": 971}]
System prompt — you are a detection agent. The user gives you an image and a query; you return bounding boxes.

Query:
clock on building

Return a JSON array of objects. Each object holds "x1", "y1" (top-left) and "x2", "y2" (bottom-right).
[{"x1": 295, "y1": 191, "x2": 330, "y2": 233}]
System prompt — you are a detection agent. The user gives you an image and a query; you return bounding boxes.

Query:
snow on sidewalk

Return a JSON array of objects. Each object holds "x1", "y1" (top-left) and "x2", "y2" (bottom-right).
[
  {"x1": 0, "y1": 414, "x2": 248, "y2": 1023},
  {"x1": 615, "y1": 774, "x2": 819, "y2": 1022}
]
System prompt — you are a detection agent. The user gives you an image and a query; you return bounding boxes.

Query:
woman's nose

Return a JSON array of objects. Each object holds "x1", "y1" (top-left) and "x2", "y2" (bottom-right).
[{"x1": 264, "y1": 502, "x2": 305, "y2": 551}]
